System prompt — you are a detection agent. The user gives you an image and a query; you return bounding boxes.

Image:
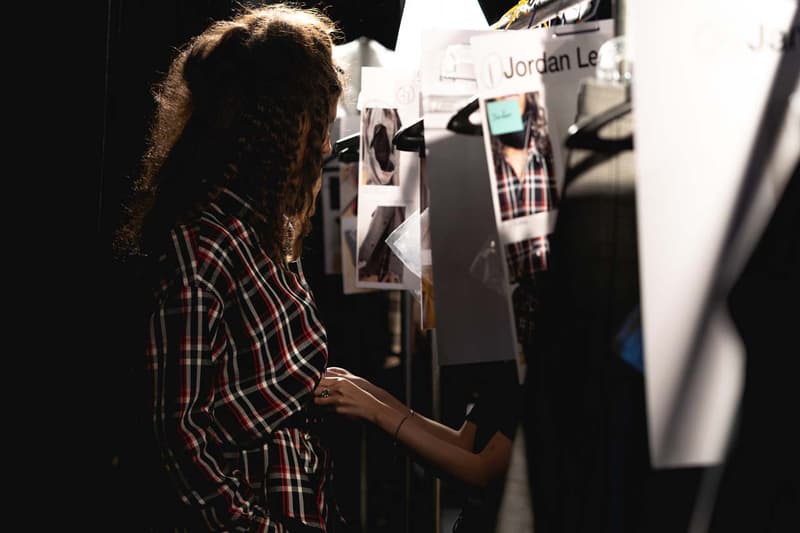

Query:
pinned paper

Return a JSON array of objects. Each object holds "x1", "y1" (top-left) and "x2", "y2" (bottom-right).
[
  {"x1": 486, "y1": 99, "x2": 524, "y2": 135},
  {"x1": 631, "y1": 0, "x2": 798, "y2": 467},
  {"x1": 470, "y1": 21, "x2": 613, "y2": 283},
  {"x1": 385, "y1": 209, "x2": 422, "y2": 279},
  {"x1": 394, "y1": 0, "x2": 488, "y2": 71},
  {"x1": 356, "y1": 67, "x2": 421, "y2": 291},
  {"x1": 333, "y1": 38, "x2": 395, "y2": 116}
]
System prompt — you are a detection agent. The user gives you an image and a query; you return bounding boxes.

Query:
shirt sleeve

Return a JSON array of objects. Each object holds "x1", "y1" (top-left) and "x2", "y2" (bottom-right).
[
  {"x1": 147, "y1": 282, "x2": 285, "y2": 533},
  {"x1": 465, "y1": 375, "x2": 521, "y2": 449}
]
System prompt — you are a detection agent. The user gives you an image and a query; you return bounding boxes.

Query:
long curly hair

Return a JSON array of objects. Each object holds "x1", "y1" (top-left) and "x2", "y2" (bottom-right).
[{"x1": 116, "y1": 4, "x2": 344, "y2": 264}]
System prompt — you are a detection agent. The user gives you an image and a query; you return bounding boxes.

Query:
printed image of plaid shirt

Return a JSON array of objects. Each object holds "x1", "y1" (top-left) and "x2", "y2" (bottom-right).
[
  {"x1": 146, "y1": 188, "x2": 337, "y2": 532},
  {"x1": 496, "y1": 146, "x2": 559, "y2": 280}
]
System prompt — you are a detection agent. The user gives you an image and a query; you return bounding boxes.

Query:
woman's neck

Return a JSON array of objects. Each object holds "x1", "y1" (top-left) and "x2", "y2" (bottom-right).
[{"x1": 504, "y1": 146, "x2": 528, "y2": 178}]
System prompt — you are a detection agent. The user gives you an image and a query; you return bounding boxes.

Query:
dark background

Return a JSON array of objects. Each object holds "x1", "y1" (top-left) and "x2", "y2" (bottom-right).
[
  {"x1": 88, "y1": 1, "x2": 797, "y2": 532},
  {"x1": 93, "y1": 2, "x2": 524, "y2": 532}
]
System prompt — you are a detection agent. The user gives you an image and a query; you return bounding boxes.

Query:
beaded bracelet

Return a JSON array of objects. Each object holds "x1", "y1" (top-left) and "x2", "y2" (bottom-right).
[{"x1": 393, "y1": 409, "x2": 415, "y2": 447}]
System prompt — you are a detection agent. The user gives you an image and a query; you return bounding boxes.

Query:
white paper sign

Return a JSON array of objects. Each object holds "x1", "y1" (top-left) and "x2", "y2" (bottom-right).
[
  {"x1": 471, "y1": 21, "x2": 613, "y2": 281},
  {"x1": 394, "y1": 0, "x2": 489, "y2": 71},
  {"x1": 420, "y1": 28, "x2": 493, "y2": 128},
  {"x1": 356, "y1": 67, "x2": 421, "y2": 290},
  {"x1": 630, "y1": 0, "x2": 799, "y2": 467},
  {"x1": 333, "y1": 38, "x2": 395, "y2": 116}
]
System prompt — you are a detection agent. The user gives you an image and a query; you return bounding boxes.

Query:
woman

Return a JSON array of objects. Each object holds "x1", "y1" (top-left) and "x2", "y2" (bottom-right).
[
  {"x1": 314, "y1": 363, "x2": 521, "y2": 533},
  {"x1": 116, "y1": 5, "x2": 345, "y2": 532}
]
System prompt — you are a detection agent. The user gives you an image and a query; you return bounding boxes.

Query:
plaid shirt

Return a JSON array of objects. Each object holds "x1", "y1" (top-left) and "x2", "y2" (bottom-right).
[
  {"x1": 146, "y1": 188, "x2": 333, "y2": 532},
  {"x1": 496, "y1": 145, "x2": 558, "y2": 280}
]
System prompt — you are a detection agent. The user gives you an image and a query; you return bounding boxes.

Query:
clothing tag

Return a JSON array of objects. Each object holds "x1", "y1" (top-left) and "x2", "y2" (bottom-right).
[{"x1": 486, "y1": 99, "x2": 524, "y2": 135}]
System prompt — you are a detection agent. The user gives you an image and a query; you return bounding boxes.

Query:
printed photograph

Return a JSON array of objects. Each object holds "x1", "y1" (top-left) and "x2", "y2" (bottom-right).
[
  {"x1": 361, "y1": 107, "x2": 402, "y2": 186},
  {"x1": 357, "y1": 205, "x2": 406, "y2": 283},
  {"x1": 339, "y1": 161, "x2": 359, "y2": 217},
  {"x1": 340, "y1": 216, "x2": 373, "y2": 295},
  {"x1": 505, "y1": 236, "x2": 550, "y2": 286},
  {"x1": 485, "y1": 91, "x2": 558, "y2": 222}
]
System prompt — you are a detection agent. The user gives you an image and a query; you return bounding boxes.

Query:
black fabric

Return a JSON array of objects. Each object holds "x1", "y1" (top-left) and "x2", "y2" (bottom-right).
[
  {"x1": 370, "y1": 123, "x2": 396, "y2": 172},
  {"x1": 465, "y1": 370, "x2": 521, "y2": 452},
  {"x1": 709, "y1": 163, "x2": 800, "y2": 532},
  {"x1": 520, "y1": 80, "x2": 798, "y2": 533},
  {"x1": 454, "y1": 361, "x2": 522, "y2": 533},
  {"x1": 522, "y1": 79, "x2": 649, "y2": 533}
]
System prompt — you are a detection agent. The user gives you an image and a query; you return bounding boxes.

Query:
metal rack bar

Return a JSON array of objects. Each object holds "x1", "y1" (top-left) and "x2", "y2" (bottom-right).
[{"x1": 526, "y1": 0, "x2": 600, "y2": 27}]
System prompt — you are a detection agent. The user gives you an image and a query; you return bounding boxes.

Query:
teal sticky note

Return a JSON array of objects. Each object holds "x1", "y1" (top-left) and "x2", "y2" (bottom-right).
[{"x1": 486, "y1": 99, "x2": 524, "y2": 136}]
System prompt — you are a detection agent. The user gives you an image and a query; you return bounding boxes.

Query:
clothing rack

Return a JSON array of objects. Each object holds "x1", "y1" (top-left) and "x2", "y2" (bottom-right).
[
  {"x1": 613, "y1": 0, "x2": 626, "y2": 37},
  {"x1": 523, "y1": 0, "x2": 601, "y2": 28}
]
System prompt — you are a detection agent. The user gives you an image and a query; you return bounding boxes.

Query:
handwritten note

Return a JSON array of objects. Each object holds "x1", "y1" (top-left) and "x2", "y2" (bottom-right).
[{"x1": 486, "y1": 99, "x2": 523, "y2": 135}]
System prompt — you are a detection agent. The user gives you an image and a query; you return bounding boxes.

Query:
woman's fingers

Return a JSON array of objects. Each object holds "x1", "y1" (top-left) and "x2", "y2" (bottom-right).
[
  {"x1": 314, "y1": 393, "x2": 336, "y2": 406},
  {"x1": 316, "y1": 375, "x2": 366, "y2": 396},
  {"x1": 313, "y1": 387, "x2": 353, "y2": 413},
  {"x1": 315, "y1": 376, "x2": 342, "y2": 395},
  {"x1": 312, "y1": 379, "x2": 373, "y2": 422},
  {"x1": 314, "y1": 377, "x2": 347, "y2": 404},
  {"x1": 314, "y1": 378, "x2": 358, "y2": 402},
  {"x1": 314, "y1": 382, "x2": 343, "y2": 406},
  {"x1": 326, "y1": 367, "x2": 357, "y2": 381},
  {"x1": 326, "y1": 367, "x2": 353, "y2": 379}
]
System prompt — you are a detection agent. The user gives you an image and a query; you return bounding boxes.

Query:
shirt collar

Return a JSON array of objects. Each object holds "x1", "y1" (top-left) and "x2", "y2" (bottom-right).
[
  {"x1": 208, "y1": 187, "x2": 300, "y2": 269},
  {"x1": 209, "y1": 186, "x2": 262, "y2": 222}
]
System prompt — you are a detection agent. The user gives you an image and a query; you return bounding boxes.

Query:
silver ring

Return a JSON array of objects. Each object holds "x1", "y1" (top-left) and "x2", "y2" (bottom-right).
[{"x1": 321, "y1": 388, "x2": 330, "y2": 398}]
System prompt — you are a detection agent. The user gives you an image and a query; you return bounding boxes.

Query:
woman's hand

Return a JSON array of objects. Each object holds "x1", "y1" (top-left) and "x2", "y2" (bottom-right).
[
  {"x1": 314, "y1": 376, "x2": 385, "y2": 423},
  {"x1": 325, "y1": 366, "x2": 370, "y2": 390},
  {"x1": 324, "y1": 366, "x2": 407, "y2": 412}
]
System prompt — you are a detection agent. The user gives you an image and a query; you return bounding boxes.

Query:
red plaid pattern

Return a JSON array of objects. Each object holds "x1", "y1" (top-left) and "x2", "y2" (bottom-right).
[
  {"x1": 496, "y1": 147, "x2": 558, "y2": 280},
  {"x1": 506, "y1": 236, "x2": 550, "y2": 281},
  {"x1": 146, "y1": 188, "x2": 333, "y2": 532}
]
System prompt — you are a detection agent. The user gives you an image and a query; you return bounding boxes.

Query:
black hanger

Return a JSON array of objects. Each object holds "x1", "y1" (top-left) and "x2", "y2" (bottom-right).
[
  {"x1": 334, "y1": 132, "x2": 361, "y2": 162},
  {"x1": 446, "y1": 98, "x2": 483, "y2": 136},
  {"x1": 321, "y1": 153, "x2": 339, "y2": 172},
  {"x1": 564, "y1": 100, "x2": 633, "y2": 153},
  {"x1": 393, "y1": 117, "x2": 425, "y2": 157}
]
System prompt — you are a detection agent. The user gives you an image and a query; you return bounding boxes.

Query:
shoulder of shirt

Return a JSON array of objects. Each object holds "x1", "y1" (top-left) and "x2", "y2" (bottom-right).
[{"x1": 158, "y1": 209, "x2": 273, "y2": 299}]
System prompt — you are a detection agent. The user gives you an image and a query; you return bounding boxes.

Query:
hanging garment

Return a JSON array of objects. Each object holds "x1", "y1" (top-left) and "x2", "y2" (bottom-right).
[
  {"x1": 521, "y1": 77, "x2": 646, "y2": 533},
  {"x1": 490, "y1": 0, "x2": 611, "y2": 30}
]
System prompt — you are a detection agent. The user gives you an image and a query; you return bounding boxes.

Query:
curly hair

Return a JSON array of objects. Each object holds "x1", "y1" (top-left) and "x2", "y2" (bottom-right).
[{"x1": 116, "y1": 3, "x2": 344, "y2": 264}]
